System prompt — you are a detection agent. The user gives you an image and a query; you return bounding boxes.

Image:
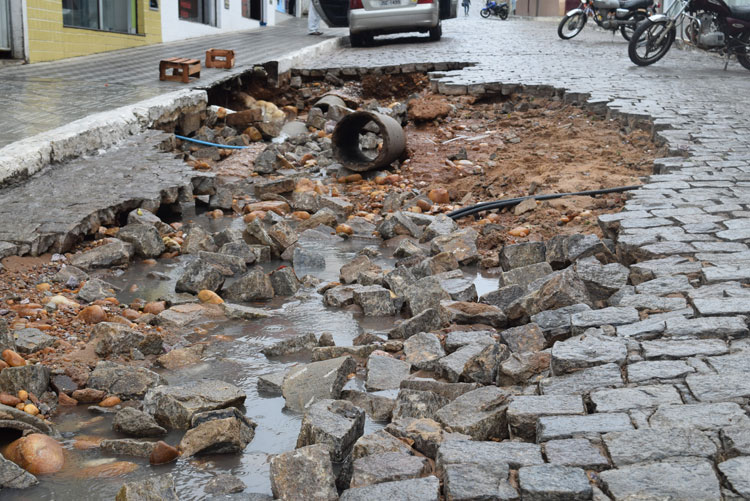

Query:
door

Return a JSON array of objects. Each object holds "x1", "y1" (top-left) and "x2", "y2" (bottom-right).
[
  {"x1": 313, "y1": 0, "x2": 349, "y2": 27},
  {"x1": 0, "y1": 0, "x2": 10, "y2": 52},
  {"x1": 439, "y1": 0, "x2": 458, "y2": 18}
]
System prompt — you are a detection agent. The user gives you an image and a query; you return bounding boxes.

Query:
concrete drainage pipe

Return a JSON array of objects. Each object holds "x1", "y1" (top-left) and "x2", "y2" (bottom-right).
[{"x1": 332, "y1": 111, "x2": 406, "y2": 172}]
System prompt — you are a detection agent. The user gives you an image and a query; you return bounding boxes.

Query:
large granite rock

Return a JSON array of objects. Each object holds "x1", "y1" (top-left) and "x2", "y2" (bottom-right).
[
  {"x1": 339, "y1": 476, "x2": 440, "y2": 501},
  {"x1": 270, "y1": 444, "x2": 338, "y2": 501},
  {"x1": 435, "y1": 386, "x2": 511, "y2": 440},
  {"x1": 350, "y1": 452, "x2": 431, "y2": 488},
  {"x1": 600, "y1": 459, "x2": 721, "y2": 501},
  {"x1": 143, "y1": 379, "x2": 246, "y2": 429},
  {"x1": 297, "y1": 399, "x2": 365, "y2": 463},
  {"x1": 112, "y1": 407, "x2": 167, "y2": 437},
  {"x1": 366, "y1": 355, "x2": 411, "y2": 391},
  {"x1": 115, "y1": 474, "x2": 179, "y2": 501},
  {"x1": 281, "y1": 356, "x2": 356, "y2": 411},
  {"x1": 87, "y1": 362, "x2": 163, "y2": 400},
  {"x1": 179, "y1": 407, "x2": 256, "y2": 456},
  {"x1": 0, "y1": 365, "x2": 50, "y2": 397}
]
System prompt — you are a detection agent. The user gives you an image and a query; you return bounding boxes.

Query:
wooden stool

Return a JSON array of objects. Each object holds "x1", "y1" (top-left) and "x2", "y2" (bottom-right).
[
  {"x1": 205, "y1": 48, "x2": 235, "y2": 69},
  {"x1": 159, "y1": 57, "x2": 201, "y2": 83}
]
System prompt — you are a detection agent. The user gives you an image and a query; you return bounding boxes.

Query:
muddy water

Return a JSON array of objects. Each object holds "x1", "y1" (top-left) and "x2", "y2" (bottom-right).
[{"x1": 2, "y1": 211, "x2": 501, "y2": 500}]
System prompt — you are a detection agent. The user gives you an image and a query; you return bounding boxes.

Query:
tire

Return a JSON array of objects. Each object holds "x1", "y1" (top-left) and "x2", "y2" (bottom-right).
[
  {"x1": 558, "y1": 12, "x2": 586, "y2": 39},
  {"x1": 350, "y1": 32, "x2": 365, "y2": 47},
  {"x1": 736, "y1": 30, "x2": 750, "y2": 71},
  {"x1": 619, "y1": 12, "x2": 646, "y2": 41},
  {"x1": 480, "y1": 8, "x2": 491, "y2": 18},
  {"x1": 628, "y1": 18, "x2": 675, "y2": 66},
  {"x1": 429, "y1": 23, "x2": 442, "y2": 41},
  {"x1": 500, "y1": 6, "x2": 509, "y2": 19}
]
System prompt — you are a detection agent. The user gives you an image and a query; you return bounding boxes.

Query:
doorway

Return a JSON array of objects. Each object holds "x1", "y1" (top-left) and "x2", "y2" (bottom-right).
[{"x1": 0, "y1": 0, "x2": 10, "y2": 54}]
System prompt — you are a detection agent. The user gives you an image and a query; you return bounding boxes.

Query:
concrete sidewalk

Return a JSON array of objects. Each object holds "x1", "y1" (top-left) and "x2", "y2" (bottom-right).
[{"x1": 0, "y1": 17, "x2": 345, "y2": 150}]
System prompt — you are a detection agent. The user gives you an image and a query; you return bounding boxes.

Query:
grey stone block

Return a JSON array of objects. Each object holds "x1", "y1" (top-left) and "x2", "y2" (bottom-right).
[
  {"x1": 665, "y1": 316, "x2": 749, "y2": 339},
  {"x1": 551, "y1": 334, "x2": 627, "y2": 375},
  {"x1": 685, "y1": 372, "x2": 750, "y2": 403},
  {"x1": 590, "y1": 385, "x2": 682, "y2": 412},
  {"x1": 339, "y1": 476, "x2": 439, "y2": 501},
  {"x1": 366, "y1": 355, "x2": 411, "y2": 391},
  {"x1": 649, "y1": 402, "x2": 750, "y2": 430},
  {"x1": 600, "y1": 459, "x2": 721, "y2": 501},
  {"x1": 641, "y1": 339, "x2": 728, "y2": 360},
  {"x1": 543, "y1": 439, "x2": 609, "y2": 471},
  {"x1": 435, "y1": 386, "x2": 511, "y2": 440},
  {"x1": 570, "y1": 307, "x2": 639, "y2": 334},
  {"x1": 626, "y1": 360, "x2": 695, "y2": 383},
  {"x1": 540, "y1": 363, "x2": 624, "y2": 395},
  {"x1": 518, "y1": 465, "x2": 592, "y2": 501},
  {"x1": 507, "y1": 395, "x2": 586, "y2": 440},
  {"x1": 537, "y1": 413, "x2": 634, "y2": 441},
  {"x1": 603, "y1": 428, "x2": 717, "y2": 466},
  {"x1": 718, "y1": 457, "x2": 750, "y2": 499}
]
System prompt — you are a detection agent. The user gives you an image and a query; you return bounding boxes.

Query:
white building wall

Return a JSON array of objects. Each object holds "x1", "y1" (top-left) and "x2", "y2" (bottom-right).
[{"x1": 161, "y1": 0, "x2": 276, "y2": 43}]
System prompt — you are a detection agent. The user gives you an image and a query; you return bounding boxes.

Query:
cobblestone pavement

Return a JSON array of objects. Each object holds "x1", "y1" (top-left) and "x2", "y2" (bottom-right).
[
  {"x1": 0, "y1": 17, "x2": 345, "y2": 148},
  {"x1": 296, "y1": 15, "x2": 750, "y2": 501}
]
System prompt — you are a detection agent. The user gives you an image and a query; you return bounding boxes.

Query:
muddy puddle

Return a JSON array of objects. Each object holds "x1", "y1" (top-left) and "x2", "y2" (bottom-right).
[{"x1": 1, "y1": 206, "x2": 499, "y2": 500}]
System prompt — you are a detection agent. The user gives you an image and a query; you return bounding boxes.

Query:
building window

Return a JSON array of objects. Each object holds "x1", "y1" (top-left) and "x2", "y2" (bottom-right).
[
  {"x1": 62, "y1": 0, "x2": 138, "y2": 34},
  {"x1": 179, "y1": 0, "x2": 217, "y2": 25}
]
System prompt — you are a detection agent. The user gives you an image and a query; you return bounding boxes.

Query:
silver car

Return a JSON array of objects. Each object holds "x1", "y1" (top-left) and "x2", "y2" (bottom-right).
[{"x1": 313, "y1": 0, "x2": 457, "y2": 45}]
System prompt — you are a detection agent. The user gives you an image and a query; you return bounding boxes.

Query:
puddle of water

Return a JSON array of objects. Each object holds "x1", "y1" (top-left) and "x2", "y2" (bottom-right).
[{"x1": 2, "y1": 213, "x2": 397, "y2": 500}]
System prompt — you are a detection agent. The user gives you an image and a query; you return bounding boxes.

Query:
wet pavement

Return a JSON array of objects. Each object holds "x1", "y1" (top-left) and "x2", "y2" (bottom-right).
[{"x1": 0, "y1": 17, "x2": 345, "y2": 149}]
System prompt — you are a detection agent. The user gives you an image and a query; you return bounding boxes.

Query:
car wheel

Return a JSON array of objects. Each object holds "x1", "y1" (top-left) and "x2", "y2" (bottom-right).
[
  {"x1": 350, "y1": 32, "x2": 365, "y2": 47},
  {"x1": 429, "y1": 23, "x2": 442, "y2": 41}
]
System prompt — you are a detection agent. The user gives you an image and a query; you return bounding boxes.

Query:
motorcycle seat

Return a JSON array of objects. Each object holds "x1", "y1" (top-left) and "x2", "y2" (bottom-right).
[
  {"x1": 618, "y1": 0, "x2": 652, "y2": 10},
  {"x1": 729, "y1": 4, "x2": 750, "y2": 22}
]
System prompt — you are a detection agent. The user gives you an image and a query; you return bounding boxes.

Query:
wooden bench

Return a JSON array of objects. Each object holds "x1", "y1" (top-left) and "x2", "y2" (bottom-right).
[
  {"x1": 159, "y1": 57, "x2": 201, "y2": 83},
  {"x1": 205, "y1": 48, "x2": 235, "y2": 69}
]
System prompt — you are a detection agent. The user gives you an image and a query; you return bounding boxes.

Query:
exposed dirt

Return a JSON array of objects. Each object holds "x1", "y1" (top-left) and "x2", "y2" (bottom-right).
[{"x1": 360, "y1": 73, "x2": 430, "y2": 100}]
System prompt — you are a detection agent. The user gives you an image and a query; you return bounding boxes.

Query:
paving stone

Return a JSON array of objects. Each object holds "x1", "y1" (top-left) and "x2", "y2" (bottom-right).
[
  {"x1": 297, "y1": 399, "x2": 366, "y2": 463},
  {"x1": 437, "y1": 340, "x2": 493, "y2": 383},
  {"x1": 718, "y1": 457, "x2": 750, "y2": 499},
  {"x1": 641, "y1": 339, "x2": 728, "y2": 359},
  {"x1": 507, "y1": 395, "x2": 585, "y2": 440},
  {"x1": 352, "y1": 430, "x2": 415, "y2": 460},
  {"x1": 531, "y1": 304, "x2": 591, "y2": 341},
  {"x1": 590, "y1": 385, "x2": 682, "y2": 412},
  {"x1": 518, "y1": 465, "x2": 592, "y2": 501},
  {"x1": 551, "y1": 333, "x2": 627, "y2": 375},
  {"x1": 442, "y1": 462, "x2": 518, "y2": 501},
  {"x1": 444, "y1": 330, "x2": 495, "y2": 353},
  {"x1": 664, "y1": 315, "x2": 749, "y2": 339},
  {"x1": 569, "y1": 307, "x2": 639, "y2": 334},
  {"x1": 537, "y1": 413, "x2": 634, "y2": 441},
  {"x1": 388, "y1": 308, "x2": 443, "y2": 340},
  {"x1": 500, "y1": 242, "x2": 546, "y2": 271},
  {"x1": 649, "y1": 402, "x2": 750, "y2": 430},
  {"x1": 270, "y1": 444, "x2": 337, "y2": 501},
  {"x1": 686, "y1": 372, "x2": 750, "y2": 403},
  {"x1": 693, "y1": 297, "x2": 750, "y2": 316},
  {"x1": 392, "y1": 389, "x2": 449, "y2": 421},
  {"x1": 721, "y1": 425, "x2": 750, "y2": 456},
  {"x1": 575, "y1": 256, "x2": 629, "y2": 301},
  {"x1": 399, "y1": 378, "x2": 480, "y2": 401},
  {"x1": 626, "y1": 360, "x2": 695, "y2": 383},
  {"x1": 353, "y1": 286, "x2": 396, "y2": 316},
  {"x1": 634, "y1": 275, "x2": 693, "y2": 296},
  {"x1": 439, "y1": 300, "x2": 507, "y2": 328},
  {"x1": 435, "y1": 386, "x2": 511, "y2": 440},
  {"x1": 540, "y1": 363, "x2": 624, "y2": 395},
  {"x1": 617, "y1": 294, "x2": 687, "y2": 311},
  {"x1": 500, "y1": 323, "x2": 547, "y2": 353},
  {"x1": 281, "y1": 356, "x2": 357, "y2": 412},
  {"x1": 543, "y1": 439, "x2": 609, "y2": 471},
  {"x1": 403, "y1": 332, "x2": 445, "y2": 371},
  {"x1": 350, "y1": 452, "x2": 430, "y2": 488},
  {"x1": 704, "y1": 350, "x2": 750, "y2": 374},
  {"x1": 339, "y1": 476, "x2": 439, "y2": 501},
  {"x1": 602, "y1": 428, "x2": 717, "y2": 466},
  {"x1": 600, "y1": 459, "x2": 721, "y2": 501},
  {"x1": 436, "y1": 439, "x2": 543, "y2": 472},
  {"x1": 498, "y1": 262, "x2": 553, "y2": 289},
  {"x1": 366, "y1": 355, "x2": 411, "y2": 391}
]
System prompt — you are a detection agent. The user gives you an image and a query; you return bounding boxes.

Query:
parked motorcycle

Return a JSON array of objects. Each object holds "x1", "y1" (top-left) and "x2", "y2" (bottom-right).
[
  {"x1": 481, "y1": 0, "x2": 509, "y2": 19},
  {"x1": 558, "y1": 0, "x2": 656, "y2": 40},
  {"x1": 628, "y1": 0, "x2": 750, "y2": 69}
]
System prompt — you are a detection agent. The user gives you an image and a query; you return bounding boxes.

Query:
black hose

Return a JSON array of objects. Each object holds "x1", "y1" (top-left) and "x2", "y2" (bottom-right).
[{"x1": 447, "y1": 185, "x2": 641, "y2": 220}]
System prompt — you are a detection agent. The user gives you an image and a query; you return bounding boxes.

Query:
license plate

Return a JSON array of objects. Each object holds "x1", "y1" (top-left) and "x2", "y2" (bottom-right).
[{"x1": 379, "y1": 0, "x2": 402, "y2": 6}]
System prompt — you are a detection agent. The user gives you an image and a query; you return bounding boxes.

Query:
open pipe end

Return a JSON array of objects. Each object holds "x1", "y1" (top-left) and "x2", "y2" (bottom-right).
[{"x1": 332, "y1": 111, "x2": 406, "y2": 173}]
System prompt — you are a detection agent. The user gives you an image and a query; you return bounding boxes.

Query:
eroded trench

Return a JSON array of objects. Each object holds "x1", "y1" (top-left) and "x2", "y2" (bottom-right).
[{"x1": 0, "y1": 67, "x2": 665, "y2": 499}]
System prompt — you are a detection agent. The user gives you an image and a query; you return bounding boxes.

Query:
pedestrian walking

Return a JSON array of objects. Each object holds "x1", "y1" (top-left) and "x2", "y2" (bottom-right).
[
  {"x1": 462, "y1": 0, "x2": 471, "y2": 15},
  {"x1": 308, "y1": 2, "x2": 323, "y2": 35}
]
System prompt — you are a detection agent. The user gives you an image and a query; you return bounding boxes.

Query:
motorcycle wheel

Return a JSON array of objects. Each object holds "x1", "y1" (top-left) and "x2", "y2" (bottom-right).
[
  {"x1": 480, "y1": 8, "x2": 491, "y2": 17},
  {"x1": 620, "y1": 12, "x2": 646, "y2": 41},
  {"x1": 736, "y1": 30, "x2": 750, "y2": 71},
  {"x1": 500, "y1": 6, "x2": 509, "y2": 19},
  {"x1": 628, "y1": 18, "x2": 675, "y2": 66},
  {"x1": 558, "y1": 12, "x2": 587, "y2": 39}
]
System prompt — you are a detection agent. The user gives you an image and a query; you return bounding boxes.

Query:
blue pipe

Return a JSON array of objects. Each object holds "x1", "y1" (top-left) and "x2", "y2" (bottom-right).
[{"x1": 175, "y1": 134, "x2": 250, "y2": 150}]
